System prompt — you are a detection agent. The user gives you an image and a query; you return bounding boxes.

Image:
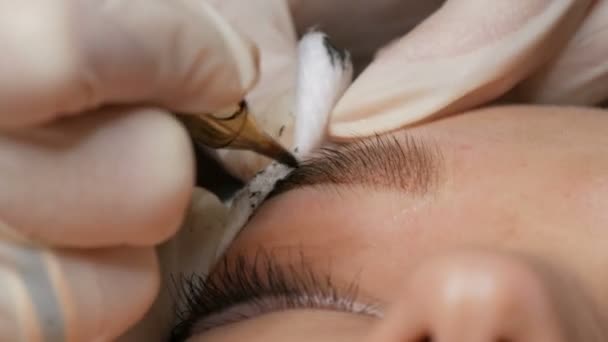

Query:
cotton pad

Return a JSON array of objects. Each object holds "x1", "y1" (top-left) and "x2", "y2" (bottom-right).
[{"x1": 214, "y1": 31, "x2": 353, "y2": 259}]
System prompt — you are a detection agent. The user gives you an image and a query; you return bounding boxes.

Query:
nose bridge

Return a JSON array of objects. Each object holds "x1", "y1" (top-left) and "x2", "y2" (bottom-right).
[{"x1": 366, "y1": 251, "x2": 565, "y2": 342}]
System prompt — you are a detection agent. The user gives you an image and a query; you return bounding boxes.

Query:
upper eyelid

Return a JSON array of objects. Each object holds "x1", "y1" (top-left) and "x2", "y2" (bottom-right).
[
  {"x1": 190, "y1": 290, "x2": 383, "y2": 335},
  {"x1": 169, "y1": 250, "x2": 382, "y2": 341}
]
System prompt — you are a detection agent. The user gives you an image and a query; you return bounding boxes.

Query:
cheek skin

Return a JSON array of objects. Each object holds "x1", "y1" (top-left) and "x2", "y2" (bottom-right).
[
  {"x1": 232, "y1": 141, "x2": 608, "y2": 317},
  {"x1": 230, "y1": 183, "x2": 608, "y2": 339},
  {"x1": 234, "y1": 185, "x2": 592, "y2": 303},
  {"x1": 226, "y1": 107, "x2": 608, "y2": 338},
  {"x1": 430, "y1": 112, "x2": 608, "y2": 311},
  {"x1": 230, "y1": 188, "x2": 431, "y2": 299}
]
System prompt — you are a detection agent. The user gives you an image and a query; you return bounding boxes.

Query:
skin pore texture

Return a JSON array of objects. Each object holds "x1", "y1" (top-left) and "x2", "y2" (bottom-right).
[{"x1": 185, "y1": 106, "x2": 608, "y2": 341}]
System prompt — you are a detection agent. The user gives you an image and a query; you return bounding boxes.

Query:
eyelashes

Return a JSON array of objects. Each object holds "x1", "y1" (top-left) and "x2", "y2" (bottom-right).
[{"x1": 168, "y1": 250, "x2": 381, "y2": 341}]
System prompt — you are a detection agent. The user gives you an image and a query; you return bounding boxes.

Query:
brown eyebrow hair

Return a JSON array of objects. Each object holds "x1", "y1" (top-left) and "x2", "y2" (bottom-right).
[{"x1": 267, "y1": 133, "x2": 444, "y2": 199}]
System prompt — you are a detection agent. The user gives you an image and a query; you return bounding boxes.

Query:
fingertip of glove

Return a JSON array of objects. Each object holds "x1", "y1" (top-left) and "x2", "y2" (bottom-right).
[
  {"x1": 199, "y1": 1, "x2": 260, "y2": 93},
  {"x1": 50, "y1": 248, "x2": 159, "y2": 341}
]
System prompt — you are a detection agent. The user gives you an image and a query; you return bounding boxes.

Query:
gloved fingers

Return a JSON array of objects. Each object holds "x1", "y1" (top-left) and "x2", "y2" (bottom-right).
[
  {"x1": 117, "y1": 188, "x2": 231, "y2": 340},
  {"x1": 0, "y1": 241, "x2": 158, "y2": 341},
  {"x1": 207, "y1": 0, "x2": 301, "y2": 179},
  {"x1": 208, "y1": 0, "x2": 297, "y2": 130},
  {"x1": 289, "y1": 0, "x2": 443, "y2": 73},
  {"x1": 0, "y1": 106, "x2": 194, "y2": 247},
  {"x1": 515, "y1": 0, "x2": 608, "y2": 106},
  {"x1": 0, "y1": 0, "x2": 258, "y2": 129},
  {"x1": 329, "y1": 0, "x2": 593, "y2": 139}
]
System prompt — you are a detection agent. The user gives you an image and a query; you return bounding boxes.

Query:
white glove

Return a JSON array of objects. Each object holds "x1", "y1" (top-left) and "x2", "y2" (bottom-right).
[
  {"x1": 120, "y1": 4, "x2": 355, "y2": 339},
  {"x1": 322, "y1": 0, "x2": 608, "y2": 138},
  {"x1": 0, "y1": 0, "x2": 258, "y2": 340}
]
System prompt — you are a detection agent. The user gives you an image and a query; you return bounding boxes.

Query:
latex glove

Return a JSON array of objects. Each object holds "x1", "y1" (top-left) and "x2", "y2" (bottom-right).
[
  {"x1": 0, "y1": 0, "x2": 258, "y2": 340},
  {"x1": 327, "y1": 0, "x2": 606, "y2": 138},
  {"x1": 205, "y1": 0, "x2": 301, "y2": 180},
  {"x1": 119, "y1": 1, "x2": 298, "y2": 338},
  {"x1": 122, "y1": 3, "x2": 354, "y2": 338},
  {"x1": 516, "y1": 0, "x2": 608, "y2": 105},
  {"x1": 118, "y1": 188, "x2": 230, "y2": 341}
]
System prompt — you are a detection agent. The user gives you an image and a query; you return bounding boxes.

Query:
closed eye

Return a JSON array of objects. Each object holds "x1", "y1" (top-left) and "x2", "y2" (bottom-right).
[{"x1": 169, "y1": 249, "x2": 382, "y2": 342}]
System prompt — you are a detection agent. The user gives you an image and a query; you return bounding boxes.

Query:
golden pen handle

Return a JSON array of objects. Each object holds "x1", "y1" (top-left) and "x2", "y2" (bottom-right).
[{"x1": 178, "y1": 101, "x2": 298, "y2": 167}]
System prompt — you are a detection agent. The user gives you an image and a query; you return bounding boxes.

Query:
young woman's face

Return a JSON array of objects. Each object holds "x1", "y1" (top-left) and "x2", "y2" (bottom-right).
[{"x1": 181, "y1": 106, "x2": 608, "y2": 341}]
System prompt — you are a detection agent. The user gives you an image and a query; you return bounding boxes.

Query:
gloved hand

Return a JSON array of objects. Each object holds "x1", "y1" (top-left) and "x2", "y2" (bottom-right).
[
  {"x1": 203, "y1": 0, "x2": 301, "y2": 180},
  {"x1": 320, "y1": 0, "x2": 608, "y2": 138},
  {"x1": 0, "y1": 0, "x2": 258, "y2": 340},
  {"x1": 119, "y1": 2, "x2": 301, "y2": 339}
]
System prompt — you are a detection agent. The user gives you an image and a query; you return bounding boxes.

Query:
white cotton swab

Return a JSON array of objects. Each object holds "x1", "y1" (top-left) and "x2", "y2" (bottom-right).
[
  {"x1": 293, "y1": 31, "x2": 354, "y2": 157},
  {"x1": 213, "y1": 31, "x2": 353, "y2": 259}
]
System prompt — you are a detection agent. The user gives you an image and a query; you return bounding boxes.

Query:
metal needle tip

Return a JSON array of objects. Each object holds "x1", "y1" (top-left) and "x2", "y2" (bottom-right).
[{"x1": 179, "y1": 101, "x2": 299, "y2": 168}]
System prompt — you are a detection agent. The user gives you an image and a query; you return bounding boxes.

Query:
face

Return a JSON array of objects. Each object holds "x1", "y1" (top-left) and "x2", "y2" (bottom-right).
[{"x1": 172, "y1": 106, "x2": 608, "y2": 341}]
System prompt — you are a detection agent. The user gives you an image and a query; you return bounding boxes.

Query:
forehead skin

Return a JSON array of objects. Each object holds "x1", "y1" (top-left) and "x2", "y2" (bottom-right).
[{"x1": 196, "y1": 105, "x2": 608, "y2": 340}]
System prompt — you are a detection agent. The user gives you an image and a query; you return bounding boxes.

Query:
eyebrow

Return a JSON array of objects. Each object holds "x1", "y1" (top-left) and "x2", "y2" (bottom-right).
[{"x1": 268, "y1": 133, "x2": 444, "y2": 198}]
